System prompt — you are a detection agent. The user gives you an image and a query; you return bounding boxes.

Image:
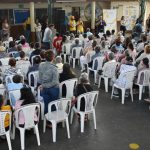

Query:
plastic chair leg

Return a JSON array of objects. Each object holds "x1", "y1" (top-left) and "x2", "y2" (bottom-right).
[
  {"x1": 94, "y1": 71, "x2": 97, "y2": 84},
  {"x1": 121, "y1": 89, "x2": 125, "y2": 104},
  {"x1": 130, "y1": 88, "x2": 134, "y2": 102},
  {"x1": 70, "y1": 108, "x2": 74, "y2": 124},
  {"x1": 6, "y1": 132, "x2": 12, "y2": 150},
  {"x1": 73, "y1": 59, "x2": 75, "y2": 68},
  {"x1": 19, "y1": 128, "x2": 25, "y2": 150},
  {"x1": 64, "y1": 54, "x2": 66, "y2": 63},
  {"x1": 111, "y1": 85, "x2": 114, "y2": 99},
  {"x1": 52, "y1": 122, "x2": 57, "y2": 142},
  {"x1": 65, "y1": 117, "x2": 70, "y2": 139},
  {"x1": 34, "y1": 125, "x2": 40, "y2": 146},
  {"x1": 98, "y1": 76, "x2": 102, "y2": 88},
  {"x1": 139, "y1": 85, "x2": 143, "y2": 100},
  {"x1": 43, "y1": 117, "x2": 46, "y2": 133},
  {"x1": 12, "y1": 123, "x2": 15, "y2": 140},
  {"x1": 104, "y1": 77, "x2": 109, "y2": 92},
  {"x1": 80, "y1": 114, "x2": 85, "y2": 133},
  {"x1": 93, "y1": 110, "x2": 97, "y2": 130}
]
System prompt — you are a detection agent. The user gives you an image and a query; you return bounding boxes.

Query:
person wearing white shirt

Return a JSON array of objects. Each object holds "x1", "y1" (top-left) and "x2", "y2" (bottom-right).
[
  {"x1": 43, "y1": 24, "x2": 53, "y2": 50},
  {"x1": 35, "y1": 19, "x2": 42, "y2": 43}
]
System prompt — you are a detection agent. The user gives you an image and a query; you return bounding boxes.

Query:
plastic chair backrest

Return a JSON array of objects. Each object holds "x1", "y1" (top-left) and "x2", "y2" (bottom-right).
[
  {"x1": 17, "y1": 62, "x2": 30, "y2": 78},
  {"x1": 119, "y1": 70, "x2": 135, "y2": 89},
  {"x1": 0, "y1": 65, "x2": 10, "y2": 74},
  {"x1": 0, "y1": 111, "x2": 11, "y2": 135},
  {"x1": 28, "y1": 71, "x2": 39, "y2": 88},
  {"x1": 77, "y1": 91, "x2": 99, "y2": 113},
  {"x1": 48, "y1": 99, "x2": 71, "y2": 117},
  {"x1": 15, "y1": 103, "x2": 40, "y2": 129},
  {"x1": 103, "y1": 62, "x2": 118, "y2": 78},
  {"x1": 0, "y1": 57, "x2": 10, "y2": 66},
  {"x1": 5, "y1": 74, "x2": 24, "y2": 86},
  {"x1": 59, "y1": 78, "x2": 78, "y2": 98},
  {"x1": 9, "y1": 89, "x2": 21, "y2": 106},
  {"x1": 0, "y1": 88, "x2": 6, "y2": 95},
  {"x1": 92, "y1": 57, "x2": 104, "y2": 70},
  {"x1": 71, "y1": 47, "x2": 82, "y2": 59},
  {"x1": 62, "y1": 43, "x2": 71, "y2": 55},
  {"x1": 137, "y1": 69, "x2": 150, "y2": 86}
]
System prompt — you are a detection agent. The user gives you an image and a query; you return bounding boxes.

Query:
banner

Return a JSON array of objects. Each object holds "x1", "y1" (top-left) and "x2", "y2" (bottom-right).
[
  {"x1": 123, "y1": 6, "x2": 139, "y2": 30},
  {"x1": 103, "y1": 9, "x2": 117, "y2": 32},
  {"x1": 14, "y1": 9, "x2": 30, "y2": 24}
]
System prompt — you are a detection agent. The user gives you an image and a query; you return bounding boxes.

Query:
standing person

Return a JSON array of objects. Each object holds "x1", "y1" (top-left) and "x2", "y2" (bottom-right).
[
  {"x1": 68, "y1": 16, "x2": 76, "y2": 34},
  {"x1": 96, "y1": 16, "x2": 106, "y2": 33},
  {"x1": 77, "y1": 17, "x2": 84, "y2": 33},
  {"x1": 53, "y1": 32, "x2": 62, "y2": 55},
  {"x1": 39, "y1": 50, "x2": 59, "y2": 114},
  {"x1": 24, "y1": 17, "x2": 31, "y2": 42},
  {"x1": 35, "y1": 19, "x2": 42, "y2": 43},
  {"x1": 120, "y1": 16, "x2": 126, "y2": 36},
  {"x1": 42, "y1": 24, "x2": 53, "y2": 50},
  {"x1": 2, "y1": 18, "x2": 9, "y2": 41},
  {"x1": 146, "y1": 14, "x2": 150, "y2": 31}
]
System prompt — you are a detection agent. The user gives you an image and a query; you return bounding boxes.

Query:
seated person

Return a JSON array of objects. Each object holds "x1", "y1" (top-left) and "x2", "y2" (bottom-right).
[
  {"x1": 27, "y1": 56, "x2": 41, "y2": 86},
  {"x1": 55, "y1": 56, "x2": 63, "y2": 73},
  {"x1": 7, "y1": 74, "x2": 23, "y2": 91},
  {"x1": 134, "y1": 57, "x2": 149, "y2": 84},
  {"x1": 59, "y1": 63, "x2": 76, "y2": 83},
  {"x1": 73, "y1": 73, "x2": 93, "y2": 119},
  {"x1": 8, "y1": 41, "x2": 17, "y2": 53},
  {"x1": 4, "y1": 58, "x2": 21, "y2": 76},
  {"x1": 14, "y1": 87, "x2": 38, "y2": 126},
  {"x1": 29, "y1": 42, "x2": 41, "y2": 63},
  {"x1": 0, "y1": 41, "x2": 8, "y2": 59},
  {"x1": 0, "y1": 94, "x2": 11, "y2": 131},
  {"x1": 40, "y1": 50, "x2": 46, "y2": 62}
]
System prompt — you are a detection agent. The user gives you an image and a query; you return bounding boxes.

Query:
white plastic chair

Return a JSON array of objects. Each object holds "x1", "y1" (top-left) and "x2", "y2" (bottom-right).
[
  {"x1": 87, "y1": 57, "x2": 105, "y2": 84},
  {"x1": 0, "y1": 111, "x2": 12, "y2": 150},
  {"x1": 0, "y1": 57, "x2": 10, "y2": 66},
  {"x1": 69, "y1": 47, "x2": 82, "y2": 68},
  {"x1": 98, "y1": 62, "x2": 118, "y2": 92},
  {"x1": 28, "y1": 71, "x2": 39, "y2": 90},
  {"x1": 134, "y1": 69, "x2": 150, "y2": 100},
  {"x1": 59, "y1": 78, "x2": 78, "y2": 98},
  {"x1": 111, "y1": 70, "x2": 135, "y2": 104},
  {"x1": 5, "y1": 74, "x2": 24, "y2": 86},
  {"x1": 8, "y1": 89, "x2": 21, "y2": 107},
  {"x1": 16, "y1": 62, "x2": 30, "y2": 79},
  {"x1": 31, "y1": 55, "x2": 40, "y2": 66},
  {"x1": 12, "y1": 103, "x2": 40, "y2": 150},
  {"x1": 61, "y1": 43, "x2": 71, "y2": 63},
  {"x1": 37, "y1": 86, "x2": 44, "y2": 120},
  {"x1": 43, "y1": 99, "x2": 71, "y2": 142},
  {"x1": 70, "y1": 91, "x2": 99, "y2": 133}
]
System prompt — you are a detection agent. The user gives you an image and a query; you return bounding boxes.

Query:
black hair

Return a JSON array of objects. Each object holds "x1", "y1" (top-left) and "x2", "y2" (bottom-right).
[
  {"x1": 20, "y1": 38, "x2": 26, "y2": 45},
  {"x1": 13, "y1": 75, "x2": 22, "y2": 83},
  {"x1": 83, "y1": 33, "x2": 87, "y2": 38},
  {"x1": 95, "y1": 46, "x2": 101, "y2": 53},
  {"x1": 9, "y1": 41, "x2": 15, "y2": 48},
  {"x1": 20, "y1": 51, "x2": 25, "y2": 58},
  {"x1": 34, "y1": 42, "x2": 40, "y2": 49},
  {"x1": 62, "y1": 63, "x2": 74, "y2": 75},
  {"x1": 33, "y1": 56, "x2": 41, "y2": 64},
  {"x1": 20, "y1": 87, "x2": 36, "y2": 106},
  {"x1": 142, "y1": 57, "x2": 149, "y2": 68}
]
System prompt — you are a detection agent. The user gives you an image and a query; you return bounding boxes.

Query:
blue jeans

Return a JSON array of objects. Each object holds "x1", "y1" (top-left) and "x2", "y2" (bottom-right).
[
  {"x1": 41, "y1": 87, "x2": 59, "y2": 114},
  {"x1": 43, "y1": 42, "x2": 50, "y2": 50}
]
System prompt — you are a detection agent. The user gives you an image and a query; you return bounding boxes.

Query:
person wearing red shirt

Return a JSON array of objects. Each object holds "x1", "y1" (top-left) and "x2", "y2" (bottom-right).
[{"x1": 53, "y1": 32, "x2": 62, "y2": 55}]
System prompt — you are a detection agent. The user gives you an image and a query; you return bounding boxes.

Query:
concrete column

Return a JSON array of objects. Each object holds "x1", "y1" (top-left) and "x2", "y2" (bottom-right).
[
  {"x1": 91, "y1": 1, "x2": 96, "y2": 30},
  {"x1": 29, "y1": 2, "x2": 35, "y2": 42}
]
